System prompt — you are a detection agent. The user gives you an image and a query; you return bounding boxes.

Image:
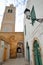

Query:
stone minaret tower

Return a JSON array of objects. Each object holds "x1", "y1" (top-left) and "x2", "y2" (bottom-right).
[{"x1": 1, "y1": 4, "x2": 16, "y2": 32}]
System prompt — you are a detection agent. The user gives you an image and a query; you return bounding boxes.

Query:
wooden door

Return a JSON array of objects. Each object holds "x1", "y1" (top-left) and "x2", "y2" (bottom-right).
[{"x1": 3, "y1": 48, "x2": 7, "y2": 61}]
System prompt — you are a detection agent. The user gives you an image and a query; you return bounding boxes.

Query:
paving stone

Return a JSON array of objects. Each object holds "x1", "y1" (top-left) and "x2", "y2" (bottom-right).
[{"x1": 2, "y1": 58, "x2": 30, "y2": 65}]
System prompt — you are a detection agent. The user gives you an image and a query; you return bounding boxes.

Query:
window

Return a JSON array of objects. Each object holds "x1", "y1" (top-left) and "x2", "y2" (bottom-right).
[
  {"x1": 8, "y1": 9, "x2": 12, "y2": 13},
  {"x1": 3, "y1": 26, "x2": 12, "y2": 32},
  {"x1": 10, "y1": 10, "x2": 12, "y2": 13},
  {"x1": 24, "y1": 24, "x2": 26, "y2": 35}
]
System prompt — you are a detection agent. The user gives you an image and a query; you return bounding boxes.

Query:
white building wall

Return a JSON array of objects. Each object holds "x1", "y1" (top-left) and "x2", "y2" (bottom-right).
[
  {"x1": 0, "y1": 41, "x2": 4, "y2": 62},
  {"x1": 24, "y1": 0, "x2": 43, "y2": 65}
]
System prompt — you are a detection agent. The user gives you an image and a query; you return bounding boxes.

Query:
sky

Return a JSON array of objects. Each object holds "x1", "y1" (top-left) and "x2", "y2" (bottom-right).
[{"x1": 0, "y1": 0, "x2": 27, "y2": 32}]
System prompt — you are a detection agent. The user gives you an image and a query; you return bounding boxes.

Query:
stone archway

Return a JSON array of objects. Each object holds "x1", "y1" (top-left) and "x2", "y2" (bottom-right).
[
  {"x1": 17, "y1": 41, "x2": 24, "y2": 58},
  {"x1": 33, "y1": 40, "x2": 42, "y2": 65}
]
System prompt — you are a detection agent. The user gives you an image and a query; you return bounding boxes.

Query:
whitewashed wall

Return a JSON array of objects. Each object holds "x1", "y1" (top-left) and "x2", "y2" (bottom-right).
[
  {"x1": 24, "y1": 0, "x2": 43, "y2": 65},
  {"x1": 0, "y1": 41, "x2": 4, "y2": 62}
]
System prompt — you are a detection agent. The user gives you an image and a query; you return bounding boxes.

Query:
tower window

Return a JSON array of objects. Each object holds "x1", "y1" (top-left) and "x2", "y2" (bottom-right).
[
  {"x1": 8, "y1": 9, "x2": 12, "y2": 13},
  {"x1": 10, "y1": 10, "x2": 12, "y2": 13}
]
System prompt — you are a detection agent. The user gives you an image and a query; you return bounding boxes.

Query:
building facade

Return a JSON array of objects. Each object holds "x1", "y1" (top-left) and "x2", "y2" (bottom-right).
[
  {"x1": 24, "y1": 0, "x2": 43, "y2": 65},
  {"x1": 0, "y1": 4, "x2": 24, "y2": 62}
]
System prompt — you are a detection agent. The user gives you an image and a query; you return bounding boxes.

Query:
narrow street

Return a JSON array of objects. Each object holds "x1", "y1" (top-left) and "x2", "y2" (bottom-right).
[{"x1": 2, "y1": 58, "x2": 29, "y2": 65}]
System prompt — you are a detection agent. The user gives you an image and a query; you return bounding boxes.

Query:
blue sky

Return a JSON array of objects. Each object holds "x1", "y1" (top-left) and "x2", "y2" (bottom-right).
[{"x1": 0, "y1": 0, "x2": 27, "y2": 32}]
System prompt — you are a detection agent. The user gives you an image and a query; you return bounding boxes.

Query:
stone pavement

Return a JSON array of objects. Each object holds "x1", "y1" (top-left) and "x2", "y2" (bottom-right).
[{"x1": 2, "y1": 58, "x2": 29, "y2": 65}]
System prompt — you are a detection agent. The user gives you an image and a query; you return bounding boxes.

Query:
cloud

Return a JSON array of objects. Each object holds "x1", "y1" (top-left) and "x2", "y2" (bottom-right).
[{"x1": 14, "y1": 0, "x2": 27, "y2": 7}]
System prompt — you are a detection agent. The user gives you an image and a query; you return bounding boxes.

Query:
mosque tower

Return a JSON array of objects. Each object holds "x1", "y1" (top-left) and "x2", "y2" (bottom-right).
[{"x1": 1, "y1": 4, "x2": 16, "y2": 32}]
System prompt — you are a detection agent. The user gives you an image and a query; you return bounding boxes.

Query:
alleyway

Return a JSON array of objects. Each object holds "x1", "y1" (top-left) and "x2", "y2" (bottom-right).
[{"x1": 2, "y1": 58, "x2": 29, "y2": 65}]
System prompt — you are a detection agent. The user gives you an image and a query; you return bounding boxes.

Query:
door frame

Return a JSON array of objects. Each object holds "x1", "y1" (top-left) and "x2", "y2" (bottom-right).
[
  {"x1": 26, "y1": 42, "x2": 30, "y2": 61},
  {"x1": 3, "y1": 47, "x2": 7, "y2": 61},
  {"x1": 32, "y1": 38, "x2": 42, "y2": 65}
]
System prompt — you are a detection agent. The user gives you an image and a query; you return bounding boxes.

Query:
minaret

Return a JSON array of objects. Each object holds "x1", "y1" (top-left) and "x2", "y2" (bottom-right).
[{"x1": 1, "y1": 4, "x2": 16, "y2": 32}]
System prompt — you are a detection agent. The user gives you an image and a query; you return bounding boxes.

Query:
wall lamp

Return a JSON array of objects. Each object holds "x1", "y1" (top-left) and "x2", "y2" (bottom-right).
[
  {"x1": 24, "y1": 8, "x2": 30, "y2": 19},
  {"x1": 24, "y1": 8, "x2": 43, "y2": 25}
]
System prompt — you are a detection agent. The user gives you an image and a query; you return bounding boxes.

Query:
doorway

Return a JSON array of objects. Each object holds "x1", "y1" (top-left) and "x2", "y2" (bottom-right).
[
  {"x1": 3, "y1": 48, "x2": 7, "y2": 61},
  {"x1": 26, "y1": 42, "x2": 30, "y2": 61},
  {"x1": 17, "y1": 47, "x2": 22, "y2": 53},
  {"x1": 17, "y1": 42, "x2": 24, "y2": 58},
  {"x1": 33, "y1": 40, "x2": 42, "y2": 65},
  {"x1": 17, "y1": 47, "x2": 23, "y2": 58}
]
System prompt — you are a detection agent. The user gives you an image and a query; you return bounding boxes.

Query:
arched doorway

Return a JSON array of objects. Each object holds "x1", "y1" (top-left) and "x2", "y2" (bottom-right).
[
  {"x1": 17, "y1": 42, "x2": 24, "y2": 58},
  {"x1": 17, "y1": 47, "x2": 22, "y2": 58},
  {"x1": 33, "y1": 40, "x2": 42, "y2": 65},
  {"x1": 26, "y1": 42, "x2": 30, "y2": 61},
  {"x1": 17, "y1": 47, "x2": 22, "y2": 53}
]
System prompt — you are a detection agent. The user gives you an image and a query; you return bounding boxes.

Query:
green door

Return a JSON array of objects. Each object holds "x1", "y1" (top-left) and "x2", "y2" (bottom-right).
[
  {"x1": 34, "y1": 40, "x2": 42, "y2": 65},
  {"x1": 26, "y1": 42, "x2": 30, "y2": 61},
  {"x1": 27, "y1": 47, "x2": 30, "y2": 61}
]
